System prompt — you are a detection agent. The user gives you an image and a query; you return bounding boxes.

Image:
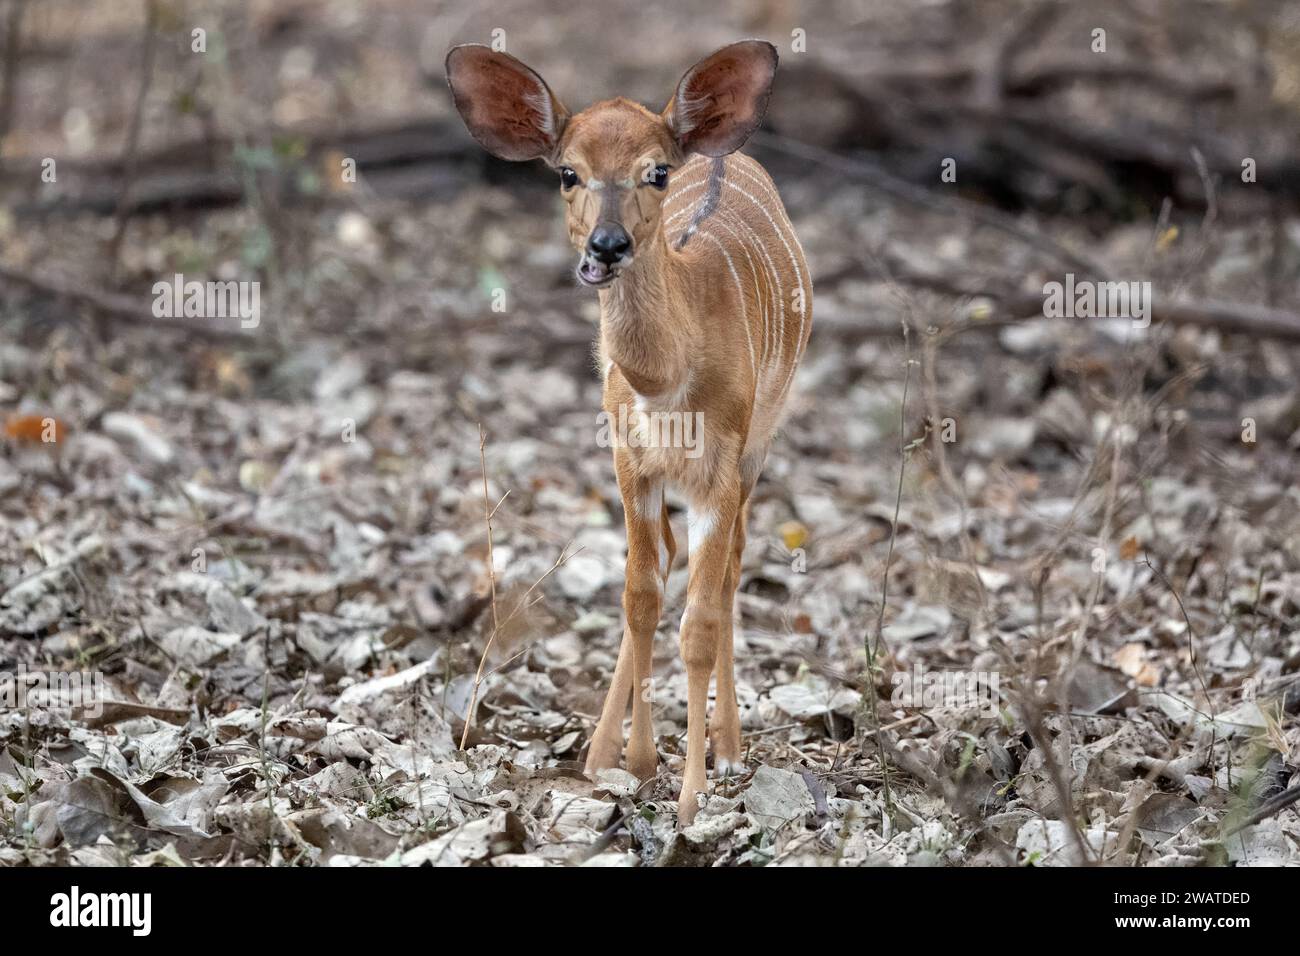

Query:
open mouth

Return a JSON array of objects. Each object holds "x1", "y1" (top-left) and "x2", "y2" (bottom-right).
[{"x1": 576, "y1": 256, "x2": 628, "y2": 288}]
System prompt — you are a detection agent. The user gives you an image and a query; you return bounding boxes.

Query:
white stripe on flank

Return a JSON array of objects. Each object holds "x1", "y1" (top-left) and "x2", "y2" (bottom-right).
[
  {"x1": 670, "y1": 174, "x2": 800, "y2": 382},
  {"x1": 665, "y1": 202, "x2": 705, "y2": 245},
  {"x1": 660, "y1": 167, "x2": 712, "y2": 214},
  {"x1": 709, "y1": 211, "x2": 784, "y2": 370},
  {"x1": 665, "y1": 161, "x2": 786, "y2": 233},
  {"x1": 698, "y1": 232, "x2": 756, "y2": 381},
  {"x1": 707, "y1": 215, "x2": 770, "y2": 368},
  {"x1": 662, "y1": 187, "x2": 704, "y2": 217},
  {"x1": 731, "y1": 156, "x2": 786, "y2": 209},
  {"x1": 726, "y1": 160, "x2": 810, "y2": 377},
  {"x1": 662, "y1": 181, "x2": 707, "y2": 223},
  {"x1": 731, "y1": 158, "x2": 801, "y2": 235},
  {"x1": 663, "y1": 191, "x2": 704, "y2": 220},
  {"x1": 721, "y1": 160, "x2": 802, "y2": 259},
  {"x1": 713, "y1": 176, "x2": 807, "y2": 399},
  {"x1": 662, "y1": 159, "x2": 809, "y2": 399}
]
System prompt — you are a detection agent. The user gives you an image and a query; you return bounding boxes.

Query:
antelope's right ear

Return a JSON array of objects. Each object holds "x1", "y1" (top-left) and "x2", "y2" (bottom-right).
[{"x1": 444, "y1": 45, "x2": 568, "y2": 163}]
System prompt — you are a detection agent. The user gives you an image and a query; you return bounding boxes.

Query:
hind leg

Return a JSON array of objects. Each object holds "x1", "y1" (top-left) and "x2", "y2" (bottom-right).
[{"x1": 710, "y1": 499, "x2": 748, "y2": 777}]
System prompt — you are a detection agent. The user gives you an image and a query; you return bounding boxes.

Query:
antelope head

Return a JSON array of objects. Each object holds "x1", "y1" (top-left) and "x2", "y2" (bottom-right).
[{"x1": 445, "y1": 40, "x2": 778, "y2": 288}]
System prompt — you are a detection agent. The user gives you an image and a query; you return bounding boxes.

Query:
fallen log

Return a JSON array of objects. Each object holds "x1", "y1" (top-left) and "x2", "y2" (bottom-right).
[
  {"x1": 0, "y1": 261, "x2": 257, "y2": 342},
  {"x1": 874, "y1": 256, "x2": 1300, "y2": 343},
  {"x1": 7, "y1": 118, "x2": 489, "y2": 217}
]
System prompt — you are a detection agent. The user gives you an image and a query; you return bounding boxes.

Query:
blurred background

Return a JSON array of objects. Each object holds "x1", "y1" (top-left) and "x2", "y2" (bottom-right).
[{"x1": 0, "y1": 0, "x2": 1298, "y2": 866}]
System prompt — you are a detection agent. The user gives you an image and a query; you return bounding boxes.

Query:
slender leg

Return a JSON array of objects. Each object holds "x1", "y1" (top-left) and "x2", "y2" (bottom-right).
[
  {"x1": 661, "y1": 496, "x2": 677, "y2": 593},
  {"x1": 585, "y1": 465, "x2": 665, "y2": 781},
  {"x1": 678, "y1": 483, "x2": 740, "y2": 825},
  {"x1": 710, "y1": 500, "x2": 748, "y2": 776},
  {"x1": 584, "y1": 628, "x2": 633, "y2": 774}
]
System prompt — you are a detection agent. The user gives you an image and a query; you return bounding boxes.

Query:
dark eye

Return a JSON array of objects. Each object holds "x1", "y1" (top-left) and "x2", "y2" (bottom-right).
[
  {"x1": 645, "y1": 164, "x2": 669, "y2": 190},
  {"x1": 560, "y1": 167, "x2": 579, "y2": 189}
]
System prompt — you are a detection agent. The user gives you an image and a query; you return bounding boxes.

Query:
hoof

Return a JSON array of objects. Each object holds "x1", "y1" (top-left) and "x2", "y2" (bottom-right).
[
  {"x1": 711, "y1": 755, "x2": 745, "y2": 779},
  {"x1": 583, "y1": 735, "x2": 623, "y2": 778}
]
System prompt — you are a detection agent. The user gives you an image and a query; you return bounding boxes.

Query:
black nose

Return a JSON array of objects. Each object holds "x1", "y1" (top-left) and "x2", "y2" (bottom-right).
[{"x1": 587, "y1": 222, "x2": 632, "y2": 263}]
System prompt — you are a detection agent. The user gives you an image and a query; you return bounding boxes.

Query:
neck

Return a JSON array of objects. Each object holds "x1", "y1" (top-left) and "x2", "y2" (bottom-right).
[{"x1": 599, "y1": 230, "x2": 692, "y2": 396}]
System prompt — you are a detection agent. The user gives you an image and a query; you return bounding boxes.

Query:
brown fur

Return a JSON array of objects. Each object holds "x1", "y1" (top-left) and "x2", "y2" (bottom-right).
[{"x1": 446, "y1": 41, "x2": 812, "y2": 825}]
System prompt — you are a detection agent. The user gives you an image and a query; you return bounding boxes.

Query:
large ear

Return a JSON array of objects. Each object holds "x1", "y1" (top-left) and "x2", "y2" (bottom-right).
[
  {"x1": 663, "y1": 40, "x2": 778, "y2": 158},
  {"x1": 445, "y1": 44, "x2": 569, "y2": 162}
]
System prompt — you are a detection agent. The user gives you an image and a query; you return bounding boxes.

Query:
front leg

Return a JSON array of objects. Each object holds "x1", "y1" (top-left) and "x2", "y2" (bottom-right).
[
  {"x1": 678, "y1": 482, "x2": 741, "y2": 825},
  {"x1": 585, "y1": 457, "x2": 667, "y2": 781}
]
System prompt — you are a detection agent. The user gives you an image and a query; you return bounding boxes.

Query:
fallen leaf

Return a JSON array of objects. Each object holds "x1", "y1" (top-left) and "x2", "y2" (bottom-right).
[
  {"x1": 3, "y1": 413, "x2": 66, "y2": 443},
  {"x1": 1114, "y1": 642, "x2": 1160, "y2": 686},
  {"x1": 778, "y1": 520, "x2": 808, "y2": 551}
]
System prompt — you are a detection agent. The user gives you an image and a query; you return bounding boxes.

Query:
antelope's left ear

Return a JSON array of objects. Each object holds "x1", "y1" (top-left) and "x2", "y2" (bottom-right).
[{"x1": 663, "y1": 40, "x2": 778, "y2": 158}]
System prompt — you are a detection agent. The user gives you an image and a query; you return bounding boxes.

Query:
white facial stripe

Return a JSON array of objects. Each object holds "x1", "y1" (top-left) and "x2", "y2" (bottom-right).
[
  {"x1": 583, "y1": 169, "x2": 662, "y2": 195},
  {"x1": 631, "y1": 153, "x2": 665, "y2": 188}
]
